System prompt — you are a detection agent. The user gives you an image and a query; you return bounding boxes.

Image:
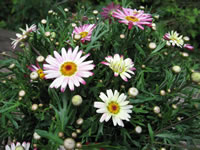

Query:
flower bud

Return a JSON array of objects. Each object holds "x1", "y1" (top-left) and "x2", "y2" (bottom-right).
[
  {"x1": 172, "y1": 65, "x2": 181, "y2": 73},
  {"x1": 64, "y1": 138, "x2": 76, "y2": 150},
  {"x1": 76, "y1": 129, "x2": 81, "y2": 134},
  {"x1": 19, "y1": 90, "x2": 26, "y2": 97},
  {"x1": 32, "y1": 104, "x2": 38, "y2": 111},
  {"x1": 148, "y1": 42, "x2": 157, "y2": 49},
  {"x1": 76, "y1": 118, "x2": 84, "y2": 125},
  {"x1": 30, "y1": 72, "x2": 38, "y2": 80},
  {"x1": 71, "y1": 23, "x2": 77, "y2": 27},
  {"x1": 33, "y1": 132, "x2": 41, "y2": 140},
  {"x1": 172, "y1": 104, "x2": 177, "y2": 109},
  {"x1": 72, "y1": 95, "x2": 83, "y2": 106},
  {"x1": 153, "y1": 106, "x2": 160, "y2": 114},
  {"x1": 120, "y1": 34, "x2": 125, "y2": 39},
  {"x1": 36, "y1": 56, "x2": 45, "y2": 62},
  {"x1": 135, "y1": 126, "x2": 142, "y2": 134},
  {"x1": 191, "y1": 72, "x2": 200, "y2": 83},
  {"x1": 183, "y1": 36, "x2": 190, "y2": 41},
  {"x1": 72, "y1": 132, "x2": 77, "y2": 138},
  {"x1": 58, "y1": 132, "x2": 64, "y2": 137},
  {"x1": 64, "y1": 8, "x2": 69, "y2": 12},
  {"x1": 8, "y1": 63, "x2": 15, "y2": 69},
  {"x1": 55, "y1": 42, "x2": 59, "y2": 46},
  {"x1": 160, "y1": 148, "x2": 166, "y2": 150},
  {"x1": 160, "y1": 90, "x2": 166, "y2": 96},
  {"x1": 50, "y1": 32, "x2": 56, "y2": 38},
  {"x1": 48, "y1": 10, "x2": 53, "y2": 14},
  {"x1": 154, "y1": 15, "x2": 159, "y2": 19},
  {"x1": 128, "y1": 87, "x2": 139, "y2": 97},
  {"x1": 139, "y1": 6, "x2": 145, "y2": 9},
  {"x1": 93, "y1": 10, "x2": 98, "y2": 15},
  {"x1": 76, "y1": 142, "x2": 82, "y2": 148},
  {"x1": 45, "y1": 32, "x2": 51, "y2": 37},
  {"x1": 74, "y1": 34, "x2": 81, "y2": 40},
  {"x1": 181, "y1": 52, "x2": 189, "y2": 57},
  {"x1": 41, "y1": 19, "x2": 47, "y2": 24},
  {"x1": 167, "y1": 89, "x2": 171, "y2": 93},
  {"x1": 141, "y1": 64, "x2": 146, "y2": 68}
]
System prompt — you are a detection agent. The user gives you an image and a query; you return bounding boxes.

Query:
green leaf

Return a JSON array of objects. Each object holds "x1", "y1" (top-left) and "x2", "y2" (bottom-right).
[{"x1": 148, "y1": 123, "x2": 154, "y2": 143}]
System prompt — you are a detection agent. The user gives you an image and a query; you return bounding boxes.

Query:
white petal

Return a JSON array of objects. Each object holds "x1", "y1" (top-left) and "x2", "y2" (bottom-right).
[
  {"x1": 5, "y1": 145, "x2": 11, "y2": 150},
  {"x1": 96, "y1": 108, "x2": 107, "y2": 113},
  {"x1": 61, "y1": 48, "x2": 67, "y2": 60},
  {"x1": 100, "y1": 113, "x2": 107, "y2": 122},
  {"x1": 99, "y1": 92, "x2": 108, "y2": 102},
  {"x1": 105, "y1": 114, "x2": 111, "y2": 122},
  {"x1": 26, "y1": 142, "x2": 30, "y2": 150},
  {"x1": 106, "y1": 89, "x2": 113, "y2": 99},
  {"x1": 68, "y1": 79, "x2": 75, "y2": 91},
  {"x1": 94, "y1": 102, "x2": 106, "y2": 108}
]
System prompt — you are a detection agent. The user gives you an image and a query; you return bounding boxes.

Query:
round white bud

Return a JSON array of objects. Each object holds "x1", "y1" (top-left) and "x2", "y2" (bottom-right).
[
  {"x1": 64, "y1": 8, "x2": 69, "y2": 12},
  {"x1": 64, "y1": 138, "x2": 76, "y2": 150},
  {"x1": 76, "y1": 118, "x2": 84, "y2": 125},
  {"x1": 32, "y1": 104, "x2": 38, "y2": 111},
  {"x1": 158, "y1": 113, "x2": 162, "y2": 118},
  {"x1": 160, "y1": 90, "x2": 166, "y2": 96},
  {"x1": 18, "y1": 97, "x2": 22, "y2": 101},
  {"x1": 153, "y1": 106, "x2": 160, "y2": 114},
  {"x1": 183, "y1": 36, "x2": 190, "y2": 41},
  {"x1": 152, "y1": 26, "x2": 156, "y2": 30},
  {"x1": 55, "y1": 42, "x2": 59, "y2": 46},
  {"x1": 120, "y1": 34, "x2": 125, "y2": 39},
  {"x1": 182, "y1": 52, "x2": 189, "y2": 57},
  {"x1": 139, "y1": 6, "x2": 145, "y2": 9},
  {"x1": 39, "y1": 103, "x2": 43, "y2": 107},
  {"x1": 45, "y1": 32, "x2": 51, "y2": 37},
  {"x1": 160, "y1": 148, "x2": 166, "y2": 150},
  {"x1": 72, "y1": 132, "x2": 77, "y2": 138},
  {"x1": 172, "y1": 65, "x2": 181, "y2": 73},
  {"x1": 172, "y1": 104, "x2": 177, "y2": 109},
  {"x1": 93, "y1": 10, "x2": 98, "y2": 15},
  {"x1": 152, "y1": 23, "x2": 156, "y2": 27},
  {"x1": 191, "y1": 72, "x2": 200, "y2": 83},
  {"x1": 76, "y1": 142, "x2": 82, "y2": 148},
  {"x1": 30, "y1": 72, "x2": 38, "y2": 80},
  {"x1": 154, "y1": 15, "x2": 160, "y2": 19},
  {"x1": 141, "y1": 64, "x2": 146, "y2": 68},
  {"x1": 167, "y1": 89, "x2": 171, "y2": 93},
  {"x1": 71, "y1": 23, "x2": 77, "y2": 27},
  {"x1": 41, "y1": 19, "x2": 47, "y2": 24},
  {"x1": 148, "y1": 42, "x2": 157, "y2": 49},
  {"x1": 58, "y1": 132, "x2": 64, "y2": 137},
  {"x1": 177, "y1": 117, "x2": 182, "y2": 121},
  {"x1": 128, "y1": 87, "x2": 139, "y2": 97},
  {"x1": 164, "y1": 52, "x2": 168, "y2": 55},
  {"x1": 9, "y1": 63, "x2": 15, "y2": 69},
  {"x1": 72, "y1": 95, "x2": 83, "y2": 106},
  {"x1": 36, "y1": 56, "x2": 45, "y2": 62},
  {"x1": 48, "y1": 10, "x2": 53, "y2": 14},
  {"x1": 33, "y1": 132, "x2": 41, "y2": 140},
  {"x1": 76, "y1": 129, "x2": 81, "y2": 134},
  {"x1": 19, "y1": 90, "x2": 26, "y2": 97},
  {"x1": 135, "y1": 126, "x2": 142, "y2": 134},
  {"x1": 74, "y1": 34, "x2": 81, "y2": 40}
]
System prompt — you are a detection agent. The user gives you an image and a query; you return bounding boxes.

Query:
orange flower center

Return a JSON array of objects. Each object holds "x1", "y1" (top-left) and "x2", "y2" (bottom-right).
[
  {"x1": 80, "y1": 32, "x2": 88, "y2": 38},
  {"x1": 107, "y1": 101, "x2": 120, "y2": 114},
  {"x1": 37, "y1": 69, "x2": 45, "y2": 79},
  {"x1": 125, "y1": 16, "x2": 139, "y2": 22},
  {"x1": 60, "y1": 62, "x2": 77, "y2": 76}
]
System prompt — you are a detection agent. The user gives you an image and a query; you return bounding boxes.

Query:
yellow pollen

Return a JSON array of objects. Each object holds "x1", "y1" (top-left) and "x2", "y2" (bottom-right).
[
  {"x1": 60, "y1": 62, "x2": 77, "y2": 76},
  {"x1": 125, "y1": 16, "x2": 139, "y2": 22},
  {"x1": 37, "y1": 69, "x2": 45, "y2": 79},
  {"x1": 107, "y1": 101, "x2": 120, "y2": 114},
  {"x1": 79, "y1": 32, "x2": 88, "y2": 38}
]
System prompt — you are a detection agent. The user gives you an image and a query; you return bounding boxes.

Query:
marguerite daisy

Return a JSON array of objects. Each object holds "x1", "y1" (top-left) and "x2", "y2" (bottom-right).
[
  {"x1": 72, "y1": 24, "x2": 96, "y2": 43},
  {"x1": 163, "y1": 31, "x2": 184, "y2": 47},
  {"x1": 43, "y1": 46, "x2": 95, "y2": 91},
  {"x1": 28, "y1": 62, "x2": 45, "y2": 79},
  {"x1": 5, "y1": 142, "x2": 30, "y2": 150},
  {"x1": 11, "y1": 24, "x2": 37, "y2": 49},
  {"x1": 112, "y1": 8, "x2": 152, "y2": 30},
  {"x1": 94, "y1": 89, "x2": 133, "y2": 127},
  {"x1": 101, "y1": 54, "x2": 136, "y2": 82}
]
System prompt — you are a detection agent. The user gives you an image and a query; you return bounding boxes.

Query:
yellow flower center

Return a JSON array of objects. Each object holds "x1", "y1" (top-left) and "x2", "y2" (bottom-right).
[
  {"x1": 107, "y1": 101, "x2": 120, "y2": 114},
  {"x1": 60, "y1": 62, "x2": 77, "y2": 76},
  {"x1": 125, "y1": 16, "x2": 139, "y2": 22},
  {"x1": 37, "y1": 69, "x2": 45, "y2": 79},
  {"x1": 79, "y1": 32, "x2": 88, "y2": 38}
]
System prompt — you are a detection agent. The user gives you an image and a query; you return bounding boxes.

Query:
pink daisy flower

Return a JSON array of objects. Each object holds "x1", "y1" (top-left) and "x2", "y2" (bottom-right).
[
  {"x1": 101, "y1": 54, "x2": 136, "y2": 82},
  {"x1": 100, "y1": 2, "x2": 121, "y2": 23},
  {"x1": 28, "y1": 62, "x2": 45, "y2": 79},
  {"x1": 72, "y1": 24, "x2": 96, "y2": 43},
  {"x1": 112, "y1": 8, "x2": 152, "y2": 30},
  {"x1": 11, "y1": 24, "x2": 37, "y2": 49},
  {"x1": 43, "y1": 46, "x2": 95, "y2": 92}
]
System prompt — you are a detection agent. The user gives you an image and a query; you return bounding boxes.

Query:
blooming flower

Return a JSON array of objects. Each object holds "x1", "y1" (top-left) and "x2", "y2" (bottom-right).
[
  {"x1": 28, "y1": 62, "x2": 45, "y2": 79},
  {"x1": 11, "y1": 24, "x2": 37, "y2": 49},
  {"x1": 163, "y1": 31, "x2": 184, "y2": 47},
  {"x1": 112, "y1": 8, "x2": 152, "y2": 30},
  {"x1": 5, "y1": 142, "x2": 30, "y2": 150},
  {"x1": 101, "y1": 54, "x2": 136, "y2": 82},
  {"x1": 72, "y1": 24, "x2": 96, "y2": 43},
  {"x1": 43, "y1": 46, "x2": 95, "y2": 91},
  {"x1": 94, "y1": 89, "x2": 133, "y2": 127},
  {"x1": 100, "y1": 2, "x2": 121, "y2": 23},
  {"x1": 184, "y1": 44, "x2": 194, "y2": 51}
]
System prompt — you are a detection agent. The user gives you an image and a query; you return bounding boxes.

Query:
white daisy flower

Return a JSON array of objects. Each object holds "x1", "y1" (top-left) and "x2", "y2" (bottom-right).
[
  {"x1": 163, "y1": 31, "x2": 184, "y2": 47},
  {"x1": 101, "y1": 54, "x2": 136, "y2": 82},
  {"x1": 5, "y1": 142, "x2": 30, "y2": 150},
  {"x1": 11, "y1": 24, "x2": 37, "y2": 49},
  {"x1": 43, "y1": 46, "x2": 95, "y2": 92},
  {"x1": 94, "y1": 89, "x2": 133, "y2": 127}
]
